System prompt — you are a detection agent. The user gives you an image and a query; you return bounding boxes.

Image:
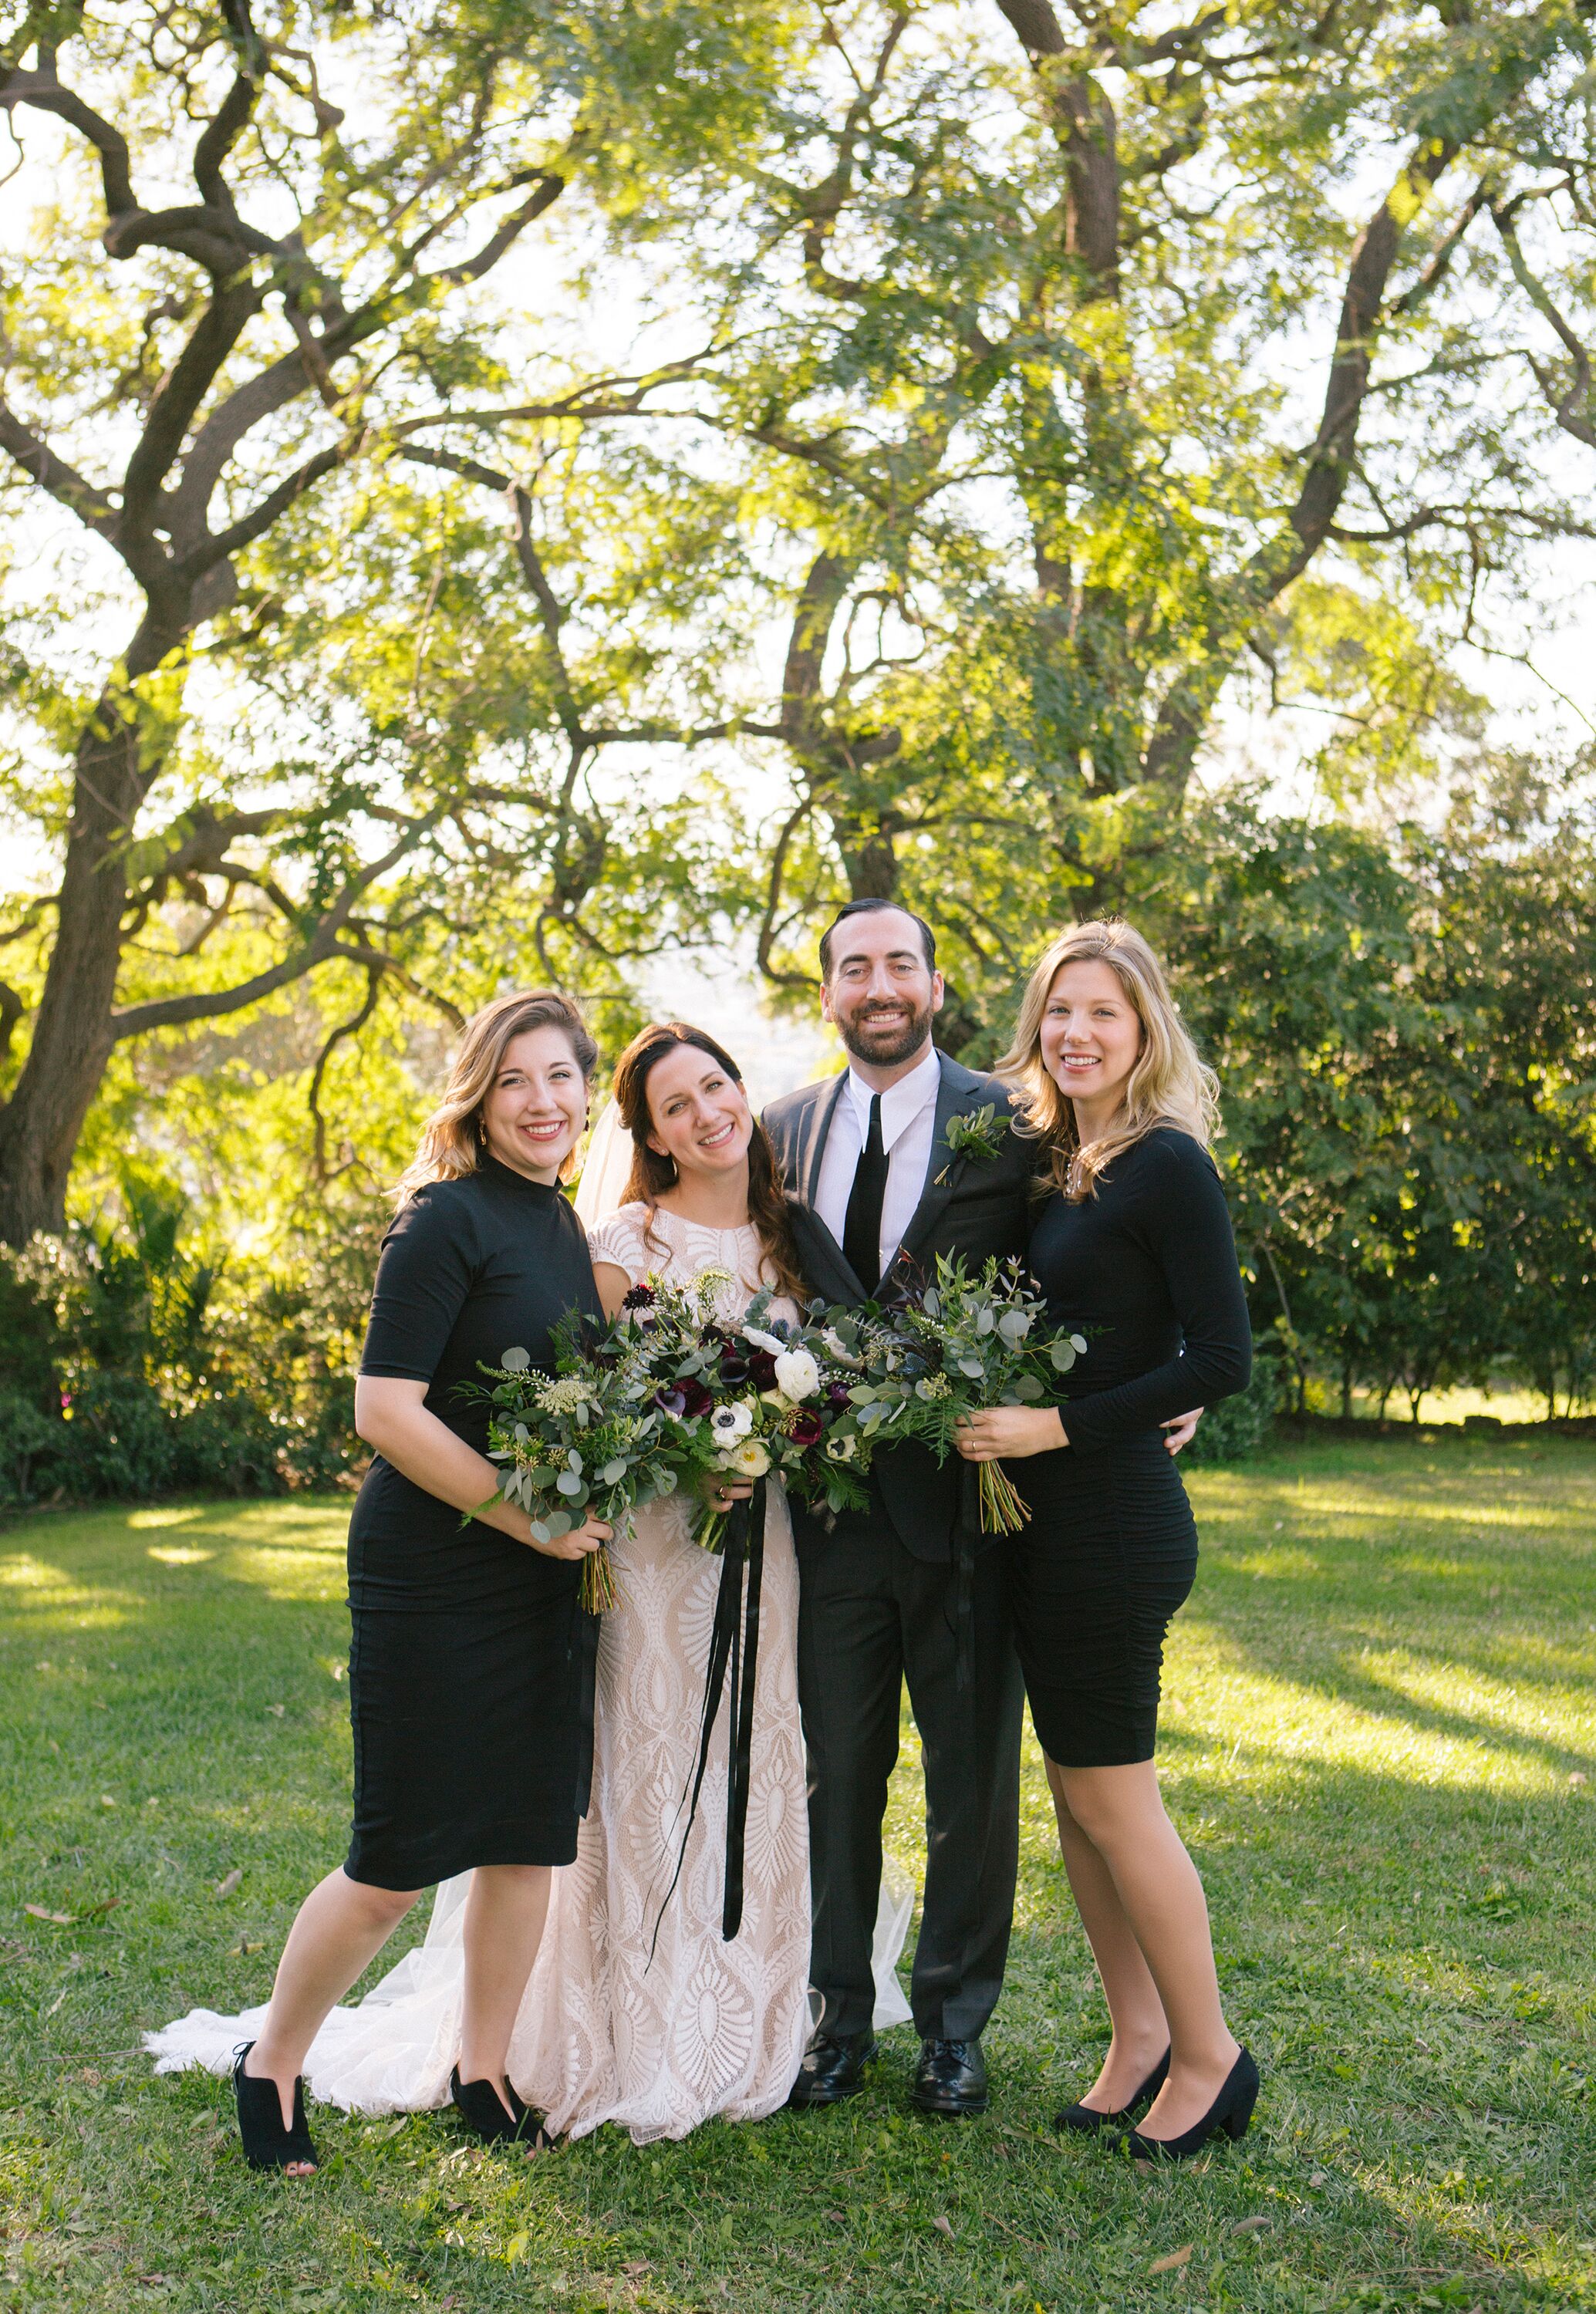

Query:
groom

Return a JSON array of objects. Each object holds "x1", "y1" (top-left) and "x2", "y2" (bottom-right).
[{"x1": 763, "y1": 899, "x2": 1036, "y2": 2119}]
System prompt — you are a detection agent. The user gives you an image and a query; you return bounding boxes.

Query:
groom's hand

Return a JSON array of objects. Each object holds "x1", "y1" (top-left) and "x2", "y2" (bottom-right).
[{"x1": 1162, "y1": 1408, "x2": 1203, "y2": 1456}]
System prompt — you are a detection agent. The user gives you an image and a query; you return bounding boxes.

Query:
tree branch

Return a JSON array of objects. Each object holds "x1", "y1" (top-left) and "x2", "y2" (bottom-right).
[
  {"x1": 780, "y1": 553, "x2": 855, "y2": 747},
  {"x1": 0, "y1": 400, "x2": 119, "y2": 537},
  {"x1": 121, "y1": 278, "x2": 265, "y2": 533},
  {"x1": 1493, "y1": 204, "x2": 1595, "y2": 447},
  {"x1": 308, "y1": 969, "x2": 382, "y2": 1183},
  {"x1": 431, "y1": 170, "x2": 565, "y2": 284},
  {"x1": 0, "y1": 61, "x2": 135, "y2": 217},
  {"x1": 110, "y1": 808, "x2": 448, "y2": 1040},
  {"x1": 0, "y1": 978, "x2": 22, "y2": 1064},
  {"x1": 182, "y1": 437, "x2": 353, "y2": 575}
]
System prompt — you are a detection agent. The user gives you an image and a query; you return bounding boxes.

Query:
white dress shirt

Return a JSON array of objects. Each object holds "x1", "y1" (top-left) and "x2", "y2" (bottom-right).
[{"x1": 812, "y1": 1041, "x2": 942, "y2": 1284}]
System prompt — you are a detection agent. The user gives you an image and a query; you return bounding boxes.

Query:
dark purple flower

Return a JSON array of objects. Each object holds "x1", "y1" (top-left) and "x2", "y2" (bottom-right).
[
  {"x1": 719, "y1": 1350, "x2": 750, "y2": 1385},
  {"x1": 788, "y1": 1408, "x2": 824, "y2": 1449},
  {"x1": 677, "y1": 1375, "x2": 714, "y2": 1418},
  {"x1": 623, "y1": 1282, "x2": 656, "y2": 1310},
  {"x1": 747, "y1": 1349, "x2": 778, "y2": 1391},
  {"x1": 825, "y1": 1382, "x2": 852, "y2": 1410}
]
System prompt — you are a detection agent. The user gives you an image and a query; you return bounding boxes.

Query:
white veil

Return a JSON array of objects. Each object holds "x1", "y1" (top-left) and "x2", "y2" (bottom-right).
[{"x1": 574, "y1": 1096, "x2": 636, "y2": 1230}]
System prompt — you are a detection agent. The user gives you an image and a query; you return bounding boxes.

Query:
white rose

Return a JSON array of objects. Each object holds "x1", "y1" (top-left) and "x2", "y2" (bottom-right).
[
  {"x1": 773, "y1": 1347, "x2": 822, "y2": 1403},
  {"x1": 726, "y1": 1438, "x2": 771, "y2": 1478},
  {"x1": 710, "y1": 1399, "x2": 754, "y2": 1442}
]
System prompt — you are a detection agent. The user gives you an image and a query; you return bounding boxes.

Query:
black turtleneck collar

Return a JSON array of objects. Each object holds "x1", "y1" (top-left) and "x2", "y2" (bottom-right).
[{"x1": 475, "y1": 1149, "x2": 561, "y2": 1199}]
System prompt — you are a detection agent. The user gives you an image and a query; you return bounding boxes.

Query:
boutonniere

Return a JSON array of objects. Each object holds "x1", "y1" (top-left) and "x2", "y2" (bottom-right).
[{"x1": 934, "y1": 1102, "x2": 1008, "y2": 1184}]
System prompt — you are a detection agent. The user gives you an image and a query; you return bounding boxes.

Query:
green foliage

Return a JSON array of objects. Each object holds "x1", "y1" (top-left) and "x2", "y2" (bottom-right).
[
  {"x1": 0, "y1": 1169, "x2": 369, "y2": 1506},
  {"x1": 1170, "y1": 784, "x2": 1596, "y2": 1420}
]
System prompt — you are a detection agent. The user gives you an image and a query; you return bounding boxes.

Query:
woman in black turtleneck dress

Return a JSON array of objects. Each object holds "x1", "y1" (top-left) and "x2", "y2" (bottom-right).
[
  {"x1": 958, "y1": 922, "x2": 1259, "y2": 2162},
  {"x1": 228, "y1": 991, "x2": 611, "y2": 2174}
]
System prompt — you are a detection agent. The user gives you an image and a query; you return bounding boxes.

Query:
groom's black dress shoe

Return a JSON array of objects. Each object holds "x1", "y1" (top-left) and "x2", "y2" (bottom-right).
[
  {"x1": 786, "y1": 2029, "x2": 877, "y2": 2108},
  {"x1": 913, "y1": 2036, "x2": 988, "y2": 2118}
]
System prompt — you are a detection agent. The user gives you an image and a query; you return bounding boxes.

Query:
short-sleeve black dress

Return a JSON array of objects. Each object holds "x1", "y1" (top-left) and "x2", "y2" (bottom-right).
[
  {"x1": 1011, "y1": 1128, "x2": 1253, "y2": 1768},
  {"x1": 344, "y1": 1154, "x2": 604, "y2": 1890}
]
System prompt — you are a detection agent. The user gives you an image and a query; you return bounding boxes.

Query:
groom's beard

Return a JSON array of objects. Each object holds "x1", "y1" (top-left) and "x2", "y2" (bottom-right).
[{"x1": 836, "y1": 996, "x2": 935, "y2": 1070}]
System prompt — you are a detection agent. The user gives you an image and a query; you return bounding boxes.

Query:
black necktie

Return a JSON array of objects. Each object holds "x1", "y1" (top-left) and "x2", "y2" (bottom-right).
[{"x1": 842, "y1": 1093, "x2": 888, "y2": 1294}]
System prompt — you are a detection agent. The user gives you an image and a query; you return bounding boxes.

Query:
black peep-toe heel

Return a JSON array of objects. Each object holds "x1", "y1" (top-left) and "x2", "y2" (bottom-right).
[
  {"x1": 1054, "y1": 2045, "x2": 1171, "y2": 2136},
  {"x1": 233, "y1": 2041, "x2": 318, "y2": 2173},
  {"x1": 450, "y1": 2066, "x2": 552, "y2": 2150}
]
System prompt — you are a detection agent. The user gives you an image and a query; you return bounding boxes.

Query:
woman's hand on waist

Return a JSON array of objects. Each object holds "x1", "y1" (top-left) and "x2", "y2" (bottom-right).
[{"x1": 954, "y1": 1405, "x2": 1068, "y2": 1461}]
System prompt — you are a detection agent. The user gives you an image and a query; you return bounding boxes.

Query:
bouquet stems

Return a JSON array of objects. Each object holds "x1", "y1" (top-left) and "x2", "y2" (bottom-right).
[
  {"x1": 978, "y1": 1459, "x2": 1031, "y2": 1535},
  {"x1": 580, "y1": 1545, "x2": 617, "y2": 1616},
  {"x1": 692, "y1": 1503, "x2": 730, "y2": 1554}
]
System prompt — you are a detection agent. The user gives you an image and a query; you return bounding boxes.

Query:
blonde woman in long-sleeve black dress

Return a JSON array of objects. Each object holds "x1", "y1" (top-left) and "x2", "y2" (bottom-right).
[{"x1": 957, "y1": 920, "x2": 1258, "y2": 2161}]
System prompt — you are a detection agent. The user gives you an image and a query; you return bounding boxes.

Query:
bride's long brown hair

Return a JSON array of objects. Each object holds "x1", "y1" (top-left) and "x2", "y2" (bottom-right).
[{"x1": 609, "y1": 1022, "x2": 808, "y2": 1306}]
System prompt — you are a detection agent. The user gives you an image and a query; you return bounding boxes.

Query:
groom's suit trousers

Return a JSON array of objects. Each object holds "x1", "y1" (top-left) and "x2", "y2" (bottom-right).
[{"x1": 795, "y1": 1506, "x2": 1024, "y2": 2043}]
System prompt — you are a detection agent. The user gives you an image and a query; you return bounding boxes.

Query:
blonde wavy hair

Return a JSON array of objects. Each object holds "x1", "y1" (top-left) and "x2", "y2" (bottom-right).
[
  {"x1": 393, "y1": 989, "x2": 599, "y2": 1207},
  {"x1": 997, "y1": 919, "x2": 1219, "y2": 1201}
]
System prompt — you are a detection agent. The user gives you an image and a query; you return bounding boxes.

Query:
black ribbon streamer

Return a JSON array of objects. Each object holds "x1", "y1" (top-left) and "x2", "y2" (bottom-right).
[{"x1": 651, "y1": 1474, "x2": 767, "y2": 1952}]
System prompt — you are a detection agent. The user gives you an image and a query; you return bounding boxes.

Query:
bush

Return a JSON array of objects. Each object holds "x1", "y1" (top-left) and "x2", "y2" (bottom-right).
[
  {"x1": 1181, "y1": 1343, "x2": 1283, "y2": 1465},
  {"x1": 0, "y1": 1179, "x2": 369, "y2": 1509},
  {"x1": 58, "y1": 1371, "x2": 176, "y2": 1497},
  {"x1": 0, "y1": 1388, "x2": 65, "y2": 1507}
]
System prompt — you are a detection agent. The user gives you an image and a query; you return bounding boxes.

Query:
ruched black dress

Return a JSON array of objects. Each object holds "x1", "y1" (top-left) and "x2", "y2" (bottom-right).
[
  {"x1": 344, "y1": 1155, "x2": 603, "y2": 1890},
  {"x1": 1011, "y1": 1128, "x2": 1252, "y2": 1768}
]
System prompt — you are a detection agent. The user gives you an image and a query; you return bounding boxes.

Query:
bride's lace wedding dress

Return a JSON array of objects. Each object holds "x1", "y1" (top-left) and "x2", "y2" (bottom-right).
[{"x1": 146, "y1": 1203, "x2": 910, "y2": 2137}]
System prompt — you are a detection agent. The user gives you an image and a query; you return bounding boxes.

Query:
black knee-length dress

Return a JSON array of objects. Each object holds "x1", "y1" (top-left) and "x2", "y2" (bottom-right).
[
  {"x1": 344, "y1": 1154, "x2": 603, "y2": 1889},
  {"x1": 1011, "y1": 1127, "x2": 1252, "y2": 1768}
]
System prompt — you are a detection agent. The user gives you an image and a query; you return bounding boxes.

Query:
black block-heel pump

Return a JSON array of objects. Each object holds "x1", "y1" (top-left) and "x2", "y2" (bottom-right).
[
  {"x1": 1054, "y1": 2045, "x2": 1170, "y2": 2136},
  {"x1": 233, "y1": 2042, "x2": 318, "y2": 2174},
  {"x1": 450, "y1": 2067, "x2": 553, "y2": 2151},
  {"x1": 1113, "y1": 2046, "x2": 1259, "y2": 2161}
]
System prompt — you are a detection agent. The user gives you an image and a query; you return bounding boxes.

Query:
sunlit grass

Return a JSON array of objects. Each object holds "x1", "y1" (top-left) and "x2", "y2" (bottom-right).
[{"x1": 2, "y1": 1439, "x2": 1593, "y2": 2312}]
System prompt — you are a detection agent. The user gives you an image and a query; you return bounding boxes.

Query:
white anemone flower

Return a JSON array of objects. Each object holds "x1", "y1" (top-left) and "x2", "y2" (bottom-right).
[
  {"x1": 773, "y1": 1347, "x2": 822, "y2": 1403},
  {"x1": 710, "y1": 1399, "x2": 755, "y2": 1442}
]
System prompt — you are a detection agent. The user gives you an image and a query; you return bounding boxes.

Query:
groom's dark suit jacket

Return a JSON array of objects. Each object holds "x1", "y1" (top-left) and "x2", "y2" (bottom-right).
[{"x1": 764, "y1": 1051, "x2": 1038, "y2": 1566}]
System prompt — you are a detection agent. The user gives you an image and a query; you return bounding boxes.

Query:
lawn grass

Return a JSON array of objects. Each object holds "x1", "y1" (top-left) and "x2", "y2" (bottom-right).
[{"x1": 2, "y1": 1437, "x2": 1593, "y2": 2313}]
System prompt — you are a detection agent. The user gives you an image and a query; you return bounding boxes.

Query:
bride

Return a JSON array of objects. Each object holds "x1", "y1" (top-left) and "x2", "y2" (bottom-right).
[{"x1": 149, "y1": 1020, "x2": 908, "y2": 2142}]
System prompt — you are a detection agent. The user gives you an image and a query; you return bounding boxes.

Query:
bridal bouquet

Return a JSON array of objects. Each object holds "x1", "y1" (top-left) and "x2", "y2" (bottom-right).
[
  {"x1": 469, "y1": 1327, "x2": 683, "y2": 1613},
  {"x1": 844, "y1": 1254, "x2": 1086, "y2": 1533},
  {"x1": 606, "y1": 1272, "x2": 879, "y2": 1549}
]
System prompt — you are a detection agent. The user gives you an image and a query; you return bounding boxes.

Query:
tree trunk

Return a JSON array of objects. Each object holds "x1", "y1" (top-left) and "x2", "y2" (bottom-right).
[
  {"x1": 0, "y1": 622, "x2": 181, "y2": 1243},
  {"x1": 838, "y1": 822, "x2": 899, "y2": 900}
]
